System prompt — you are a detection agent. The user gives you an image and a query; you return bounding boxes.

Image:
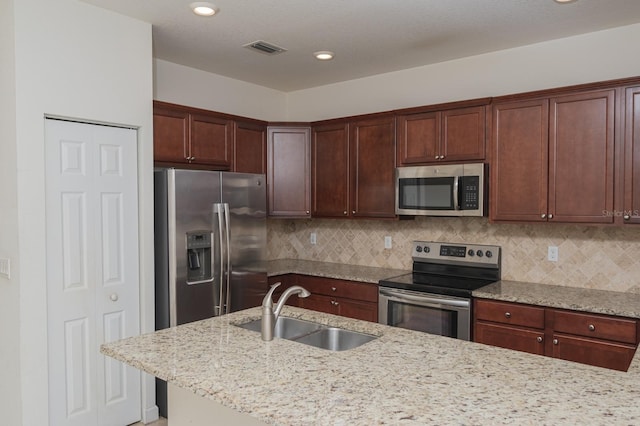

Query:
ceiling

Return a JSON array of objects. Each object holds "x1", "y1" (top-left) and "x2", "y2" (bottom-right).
[{"x1": 81, "y1": 0, "x2": 640, "y2": 92}]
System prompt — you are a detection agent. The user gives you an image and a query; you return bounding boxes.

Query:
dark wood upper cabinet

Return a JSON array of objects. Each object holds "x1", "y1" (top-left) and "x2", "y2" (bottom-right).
[
  {"x1": 349, "y1": 116, "x2": 396, "y2": 218},
  {"x1": 491, "y1": 89, "x2": 615, "y2": 224},
  {"x1": 549, "y1": 89, "x2": 615, "y2": 223},
  {"x1": 623, "y1": 86, "x2": 640, "y2": 224},
  {"x1": 312, "y1": 123, "x2": 350, "y2": 218},
  {"x1": 153, "y1": 104, "x2": 190, "y2": 164},
  {"x1": 267, "y1": 126, "x2": 311, "y2": 218},
  {"x1": 234, "y1": 120, "x2": 266, "y2": 174},
  {"x1": 491, "y1": 99, "x2": 549, "y2": 222},
  {"x1": 397, "y1": 106, "x2": 485, "y2": 165},
  {"x1": 190, "y1": 113, "x2": 234, "y2": 169}
]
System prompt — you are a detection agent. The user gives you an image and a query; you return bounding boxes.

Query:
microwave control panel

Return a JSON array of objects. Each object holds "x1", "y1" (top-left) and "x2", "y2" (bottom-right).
[{"x1": 459, "y1": 176, "x2": 479, "y2": 210}]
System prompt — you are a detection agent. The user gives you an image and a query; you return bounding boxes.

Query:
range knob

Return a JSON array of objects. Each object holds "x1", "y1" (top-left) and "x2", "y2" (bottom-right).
[
  {"x1": 467, "y1": 249, "x2": 475, "y2": 256},
  {"x1": 423, "y1": 246, "x2": 430, "y2": 253},
  {"x1": 416, "y1": 246, "x2": 423, "y2": 253},
  {"x1": 476, "y1": 250, "x2": 483, "y2": 257},
  {"x1": 485, "y1": 250, "x2": 493, "y2": 258}
]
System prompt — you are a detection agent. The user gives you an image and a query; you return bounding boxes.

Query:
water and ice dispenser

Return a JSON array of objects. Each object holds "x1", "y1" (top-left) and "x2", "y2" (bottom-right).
[{"x1": 186, "y1": 231, "x2": 212, "y2": 284}]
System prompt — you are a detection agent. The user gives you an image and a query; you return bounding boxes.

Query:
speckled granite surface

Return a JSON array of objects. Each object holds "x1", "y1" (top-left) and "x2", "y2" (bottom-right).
[
  {"x1": 474, "y1": 280, "x2": 640, "y2": 319},
  {"x1": 102, "y1": 306, "x2": 640, "y2": 425},
  {"x1": 266, "y1": 259, "x2": 408, "y2": 284}
]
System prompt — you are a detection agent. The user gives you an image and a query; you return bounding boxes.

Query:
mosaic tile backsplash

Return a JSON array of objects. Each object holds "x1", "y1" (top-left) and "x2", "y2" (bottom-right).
[{"x1": 267, "y1": 217, "x2": 640, "y2": 293}]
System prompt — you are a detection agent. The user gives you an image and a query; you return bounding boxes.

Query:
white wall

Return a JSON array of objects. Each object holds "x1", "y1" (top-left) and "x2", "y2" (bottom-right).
[
  {"x1": 287, "y1": 23, "x2": 640, "y2": 121},
  {"x1": 154, "y1": 59, "x2": 288, "y2": 121},
  {"x1": 0, "y1": 1, "x2": 21, "y2": 424},
  {"x1": 12, "y1": 0, "x2": 155, "y2": 424}
]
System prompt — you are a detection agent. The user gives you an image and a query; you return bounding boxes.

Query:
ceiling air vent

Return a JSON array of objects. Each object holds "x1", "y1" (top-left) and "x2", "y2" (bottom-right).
[{"x1": 243, "y1": 40, "x2": 287, "y2": 55}]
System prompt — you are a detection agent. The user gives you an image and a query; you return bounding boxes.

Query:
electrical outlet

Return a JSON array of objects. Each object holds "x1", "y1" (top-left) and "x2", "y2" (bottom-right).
[
  {"x1": 548, "y1": 246, "x2": 558, "y2": 262},
  {"x1": 310, "y1": 232, "x2": 317, "y2": 245},
  {"x1": 0, "y1": 258, "x2": 10, "y2": 279},
  {"x1": 384, "y1": 236, "x2": 392, "y2": 249}
]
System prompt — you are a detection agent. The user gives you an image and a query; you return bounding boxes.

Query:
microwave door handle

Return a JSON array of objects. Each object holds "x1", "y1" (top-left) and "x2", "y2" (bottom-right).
[{"x1": 453, "y1": 176, "x2": 460, "y2": 210}]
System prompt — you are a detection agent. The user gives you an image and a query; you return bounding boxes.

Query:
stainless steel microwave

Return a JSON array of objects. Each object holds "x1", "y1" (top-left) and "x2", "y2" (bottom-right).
[{"x1": 395, "y1": 163, "x2": 486, "y2": 216}]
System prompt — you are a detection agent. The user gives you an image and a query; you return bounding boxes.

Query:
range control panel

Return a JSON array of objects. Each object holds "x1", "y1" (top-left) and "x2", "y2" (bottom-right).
[{"x1": 412, "y1": 241, "x2": 501, "y2": 267}]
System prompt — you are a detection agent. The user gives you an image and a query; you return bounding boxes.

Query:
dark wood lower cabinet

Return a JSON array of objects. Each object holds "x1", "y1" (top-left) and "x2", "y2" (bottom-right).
[
  {"x1": 267, "y1": 274, "x2": 378, "y2": 322},
  {"x1": 474, "y1": 298, "x2": 639, "y2": 372}
]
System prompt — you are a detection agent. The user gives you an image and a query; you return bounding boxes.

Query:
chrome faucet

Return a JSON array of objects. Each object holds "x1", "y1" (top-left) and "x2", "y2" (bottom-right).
[{"x1": 261, "y1": 282, "x2": 310, "y2": 341}]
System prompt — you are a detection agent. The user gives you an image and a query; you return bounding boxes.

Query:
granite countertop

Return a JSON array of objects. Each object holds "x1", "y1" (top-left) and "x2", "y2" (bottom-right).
[
  {"x1": 102, "y1": 306, "x2": 640, "y2": 425},
  {"x1": 474, "y1": 280, "x2": 640, "y2": 319},
  {"x1": 266, "y1": 259, "x2": 408, "y2": 284}
]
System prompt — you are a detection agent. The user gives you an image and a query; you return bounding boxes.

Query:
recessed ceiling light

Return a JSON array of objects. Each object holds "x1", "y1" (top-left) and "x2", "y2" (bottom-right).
[
  {"x1": 314, "y1": 51, "x2": 335, "y2": 61},
  {"x1": 554, "y1": 0, "x2": 577, "y2": 3},
  {"x1": 190, "y1": 2, "x2": 218, "y2": 16}
]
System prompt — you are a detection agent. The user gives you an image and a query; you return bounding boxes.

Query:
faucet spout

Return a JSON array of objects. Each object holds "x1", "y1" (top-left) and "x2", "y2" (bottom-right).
[{"x1": 261, "y1": 283, "x2": 310, "y2": 341}]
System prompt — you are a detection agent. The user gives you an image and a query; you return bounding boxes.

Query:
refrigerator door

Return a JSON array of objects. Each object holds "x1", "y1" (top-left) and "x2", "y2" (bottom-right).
[
  {"x1": 171, "y1": 169, "x2": 222, "y2": 326},
  {"x1": 221, "y1": 172, "x2": 267, "y2": 312}
]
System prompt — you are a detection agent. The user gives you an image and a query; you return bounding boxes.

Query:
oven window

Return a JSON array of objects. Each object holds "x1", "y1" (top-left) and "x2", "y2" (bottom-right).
[
  {"x1": 388, "y1": 300, "x2": 459, "y2": 338},
  {"x1": 399, "y1": 177, "x2": 454, "y2": 210}
]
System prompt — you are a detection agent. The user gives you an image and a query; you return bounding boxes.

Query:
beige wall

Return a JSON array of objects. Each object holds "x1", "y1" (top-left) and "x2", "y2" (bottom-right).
[{"x1": 268, "y1": 218, "x2": 640, "y2": 293}]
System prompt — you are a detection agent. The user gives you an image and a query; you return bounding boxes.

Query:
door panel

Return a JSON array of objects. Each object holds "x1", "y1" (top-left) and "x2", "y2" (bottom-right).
[
  {"x1": 312, "y1": 123, "x2": 350, "y2": 217},
  {"x1": 46, "y1": 119, "x2": 141, "y2": 426}
]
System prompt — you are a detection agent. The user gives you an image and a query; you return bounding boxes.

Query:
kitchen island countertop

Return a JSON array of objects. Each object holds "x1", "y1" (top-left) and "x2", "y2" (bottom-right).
[
  {"x1": 102, "y1": 306, "x2": 640, "y2": 425},
  {"x1": 266, "y1": 259, "x2": 408, "y2": 284}
]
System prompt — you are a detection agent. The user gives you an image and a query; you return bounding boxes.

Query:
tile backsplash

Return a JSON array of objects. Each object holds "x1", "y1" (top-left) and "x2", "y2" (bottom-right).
[{"x1": 267, "y1": 217, "x2": 640, "y2": 293}]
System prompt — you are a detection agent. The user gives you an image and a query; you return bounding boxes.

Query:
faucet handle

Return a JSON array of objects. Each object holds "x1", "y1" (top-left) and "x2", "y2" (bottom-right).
[{"x1": 263, "y1": 282, "x2": 281, "y2": 308}]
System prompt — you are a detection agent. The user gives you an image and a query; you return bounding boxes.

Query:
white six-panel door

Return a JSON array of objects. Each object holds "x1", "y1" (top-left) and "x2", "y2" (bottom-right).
[{"x1": 45, "y1": 119, "x2": 141, "y2": 426}]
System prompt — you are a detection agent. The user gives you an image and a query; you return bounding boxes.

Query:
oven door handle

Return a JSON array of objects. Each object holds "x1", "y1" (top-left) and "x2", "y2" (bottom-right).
[{"x1": 379, "y1": 288, "x2": 469, "y2": 309}]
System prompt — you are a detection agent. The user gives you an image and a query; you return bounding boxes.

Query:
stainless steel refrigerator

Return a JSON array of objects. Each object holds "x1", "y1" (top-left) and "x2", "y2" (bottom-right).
[{"x1": 153, "y1": 168, "x2": 267, "y2": 416}]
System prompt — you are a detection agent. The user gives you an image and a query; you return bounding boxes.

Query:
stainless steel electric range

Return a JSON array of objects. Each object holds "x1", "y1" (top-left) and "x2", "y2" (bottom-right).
[{"x1": 379, "y1": 241, "x2": 501, "y2": 340}]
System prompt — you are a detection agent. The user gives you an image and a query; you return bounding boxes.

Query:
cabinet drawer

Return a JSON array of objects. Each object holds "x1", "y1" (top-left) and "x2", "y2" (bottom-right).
[
  {"x1": 475, "y1": 299, "x2": 545, "y2": 329},
  {"x1": 295, "y1": 275, "x2": 378, "y2": 303},
  {"x1": 475, "y1": 322, "x2": 545, "y2": 356},
  {"x1": 552, "y1": 310, "x2": 637, "y2": 344}
]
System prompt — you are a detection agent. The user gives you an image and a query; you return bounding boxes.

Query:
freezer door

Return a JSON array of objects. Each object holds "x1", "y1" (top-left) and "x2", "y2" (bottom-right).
[
  {"x1": 171, "y1": 169, "x2": 222, "y2": 326},
  {"x1": 221, "y1": 172, "x2": 268, "y2": 312}
]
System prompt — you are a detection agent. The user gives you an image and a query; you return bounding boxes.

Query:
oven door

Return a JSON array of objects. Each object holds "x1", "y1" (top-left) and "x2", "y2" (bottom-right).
[{"x1": 378, "y1": 287, "x2": 471, "y2": 340}]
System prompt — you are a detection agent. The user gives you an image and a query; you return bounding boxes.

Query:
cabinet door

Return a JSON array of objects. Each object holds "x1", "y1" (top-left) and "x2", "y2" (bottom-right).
[
  {"x1": 267, "y1": 127, "x2": 311, "y2": 217},
  {"x1": 336, "y1": 298, "x2": 378, "y2": 322},
  {"x1": 490, "y1": 99, "x2": 549, "y2": 222},
  {"x1": 551, "y1": 333, "x2": 636, "y2": 372},
  {"x1": 312, "y1": 123, "x2": 350, "y2": 217},
  {"x1": 441, "y1": 106, "x2": 486, "y2": 162},
  {"x1": 475, "y1": 322, "x2": 545, "y2": 356},
  {"x1": 349, "y1": 117, "x2": 396, "y2": 218},
  {"x1": 396, "y1": 112, "x2": 439, "y2": 165},
  {"x1": 153, "y1": 105, "x2": 189, "y2": 164},
  {"x1": 234, "y1": 121, "x2": 266, "y2": 174},
  {"x1": 624, "y1": 86, "x2": 640, "y2": 224},
  {"x1": 549, "y1": 90, "x2": 615, "y2": 223},
  {"x1": 190, "y1": 113, "x2": 234, "y2": 168}
]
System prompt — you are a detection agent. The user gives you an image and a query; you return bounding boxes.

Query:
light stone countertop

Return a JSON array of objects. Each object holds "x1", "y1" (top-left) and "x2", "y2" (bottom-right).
[
  {"x1": 266, "y1": 259, "x2": 409, "y2": 284},
  {"x1": 474, "y1": 280, "x2": 640, "y2": 319},
  {"x1": 102, "y1": 306, "x2": 640, "y2": 425}
]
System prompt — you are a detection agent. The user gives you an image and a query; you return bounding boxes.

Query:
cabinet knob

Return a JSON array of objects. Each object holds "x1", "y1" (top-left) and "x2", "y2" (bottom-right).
[
  {"x1": 435, "y1": 155, "x2": 439, "y2": 160},
  {"x1": 504, "y1": 312, "x2": 511, "y2": 319},
  {"x1": 541, "y1": 213, "x2": 547, "y2": 219},
  {"x1": 553, "y1": 339, "x2": 559, "y2": 345},
  {"x1": 440, "y1": 155, "x2": 445, "y2": 159},
  {"x1": 588, "y1": 324, "x2": 595, "y2": 332},
  {"x1": 331, "y1": 287, "x2": 337, "y2": 292},
  {"x1": 537, "y1": 336, "x2": 543, "y2": 343},
  {"x1": 330, "y1": 300, "x2": 339, "y2": 306},
  {"x1": 352, "y1": 210, "x2": 356, "y2": 214},
  {"x1": 548, "y1": 213, "x2": 554, "y2": 219},
  {"x1": 306, "y1": 211, "x2": 310, "y2": 214},
  {"x1": 343, "y1": 211, "x2": 348, "y2": 215},
  {"x1": 624, "y1": 214, "x2": 631, "y2": 220},
  {"x1": 110, "y1": 293, "x2": 119, "y2": 302}
]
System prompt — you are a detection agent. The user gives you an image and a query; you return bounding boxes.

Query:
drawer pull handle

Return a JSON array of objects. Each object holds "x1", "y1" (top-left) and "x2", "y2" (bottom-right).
[
  {"x1": 504, "y1": 312, "x2": 511, "y2": 319},
  {"x1": 536, "y1": 336, "x2": 543, "y2": 343},
  {"x1": 553, "y1": 339, "x2": 558, "y2": 345},
  {"x1": 588, "y1": 324, "x2": 595, "y2": 332}
]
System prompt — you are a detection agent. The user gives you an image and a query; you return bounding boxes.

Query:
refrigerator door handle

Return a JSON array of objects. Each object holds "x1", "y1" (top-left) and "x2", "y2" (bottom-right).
[
  {"x1": 223, "y1": 202, "x2": 231, "y2": 315},
  {"x1": 214, "y1": 203, "x2": 225, "y2": 316}
]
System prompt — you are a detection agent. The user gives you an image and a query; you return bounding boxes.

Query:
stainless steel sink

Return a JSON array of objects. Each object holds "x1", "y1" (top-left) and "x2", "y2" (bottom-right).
[
  {"x1": 236, "y1": 317, "x2": 378, "y2": 351},
  {"x1": 293, "y1": 327, "x2": 378, "y2": 351}
]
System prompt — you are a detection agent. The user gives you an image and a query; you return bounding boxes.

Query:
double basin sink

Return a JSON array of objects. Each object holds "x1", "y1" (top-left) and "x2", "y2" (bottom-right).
[{"x1": 236, "y1": 316, "x2": 378, "y2": 351}]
